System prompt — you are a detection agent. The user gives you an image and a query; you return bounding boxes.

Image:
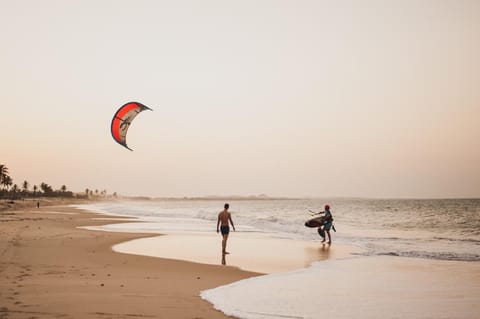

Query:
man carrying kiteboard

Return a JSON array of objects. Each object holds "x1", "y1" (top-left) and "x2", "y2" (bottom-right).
[
  {"x1": 321, "y1": 205, "x2": 334, "y2": 244},
  {"x1": 308, "y1": 204, "x2": 335, "y2": 244}
]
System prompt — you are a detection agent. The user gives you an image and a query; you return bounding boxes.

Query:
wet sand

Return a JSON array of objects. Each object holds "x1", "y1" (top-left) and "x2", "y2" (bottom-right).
[{"x1": 109, "y1": 231, "x2": 357, "y2": 274}]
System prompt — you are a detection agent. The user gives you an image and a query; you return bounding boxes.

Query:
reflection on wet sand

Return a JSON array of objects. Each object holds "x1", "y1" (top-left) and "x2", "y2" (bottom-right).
[{"x1": 113, "y1": 232, "x2": 357, "y2": 274}]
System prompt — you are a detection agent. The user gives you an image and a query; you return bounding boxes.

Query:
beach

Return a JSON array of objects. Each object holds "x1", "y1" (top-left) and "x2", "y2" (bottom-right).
[
  {"x1": 2, "y1": 0, "x2": 479, "y2": 317},
  {"x1": 1, "y1": 199, "x2": 480, "y2": 319},
  {"x1": 0, "y1": 202, "x2": 258, "y2": 319}
]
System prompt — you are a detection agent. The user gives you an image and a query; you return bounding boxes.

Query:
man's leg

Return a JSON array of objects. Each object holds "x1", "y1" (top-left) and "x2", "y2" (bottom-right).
[
  {"x1": 222, "y1": 234, "x2": 228, "y2": 253},
  {"x1": 321, "y1": 226, "x2": 326, "y2": 242}
]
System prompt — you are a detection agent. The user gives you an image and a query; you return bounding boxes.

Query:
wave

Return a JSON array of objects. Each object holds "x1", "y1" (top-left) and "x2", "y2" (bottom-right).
[
  {"x1": 372, "y1": 250, "x2": 480, "y2": 262},
  {"x1": 433, "y1": 237, "x2": 480, "y2": 244}
]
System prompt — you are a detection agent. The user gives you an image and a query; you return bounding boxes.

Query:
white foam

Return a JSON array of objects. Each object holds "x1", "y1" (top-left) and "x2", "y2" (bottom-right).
[{"x1": 201, "y1": 256, "x2": 480, "y2": 319}]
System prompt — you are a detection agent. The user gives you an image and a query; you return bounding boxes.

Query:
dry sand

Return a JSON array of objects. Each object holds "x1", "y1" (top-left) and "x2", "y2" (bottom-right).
[{"x1": 0, "y1": 201, "x2": 259, "y2": 319}]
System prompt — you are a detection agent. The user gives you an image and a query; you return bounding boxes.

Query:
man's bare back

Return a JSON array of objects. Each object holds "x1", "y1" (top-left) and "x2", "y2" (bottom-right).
[{"x1": 218, "y1": 210, "x2": 232, "y2": 226}]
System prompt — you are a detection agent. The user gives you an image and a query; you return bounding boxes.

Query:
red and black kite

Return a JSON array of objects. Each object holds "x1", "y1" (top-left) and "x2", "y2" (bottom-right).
[{"x1": 111, "y1": 102, "x2": 152, "y2": 151}]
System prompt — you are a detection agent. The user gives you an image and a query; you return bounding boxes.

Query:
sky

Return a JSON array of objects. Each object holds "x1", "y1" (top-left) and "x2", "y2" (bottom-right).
[{"x1": 1, "y1": 0, "x2": 479, "y2": 198}]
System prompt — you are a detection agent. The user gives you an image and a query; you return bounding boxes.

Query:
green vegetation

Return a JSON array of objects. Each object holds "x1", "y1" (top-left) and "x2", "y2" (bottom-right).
[{"x1": 0, "y1": 163, "x2": 116, "y2": 200}]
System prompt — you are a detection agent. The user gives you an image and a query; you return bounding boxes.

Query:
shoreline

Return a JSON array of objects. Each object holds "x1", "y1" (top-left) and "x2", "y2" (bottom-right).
[{"x1": 0, "y1": 202, "x2": 259, "y2": 318}]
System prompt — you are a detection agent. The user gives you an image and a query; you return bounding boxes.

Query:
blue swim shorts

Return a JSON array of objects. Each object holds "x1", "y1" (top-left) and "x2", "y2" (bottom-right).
[{"x1": 220, "y1": 225, "x2": 230, "y2": 235}]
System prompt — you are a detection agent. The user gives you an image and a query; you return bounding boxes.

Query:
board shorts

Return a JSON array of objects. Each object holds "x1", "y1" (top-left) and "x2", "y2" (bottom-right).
[
  {"x1": 323, "y1": 221, "x2": 332, "y2": 231},
  {"x1": 220, "y1": 225, "x2": 230, "y2": 235}
]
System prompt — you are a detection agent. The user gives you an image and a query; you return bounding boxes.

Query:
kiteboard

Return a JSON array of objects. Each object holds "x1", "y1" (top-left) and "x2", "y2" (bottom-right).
[
  {"x1": 317, "y1": 227, "x2": 325, "y2": 239},
  {"x1": 305, "y1": 215, "x2": 326, "y2": 239},
  {"x1": 304, "y1": 216, "x2": 326, "y2": 228}
]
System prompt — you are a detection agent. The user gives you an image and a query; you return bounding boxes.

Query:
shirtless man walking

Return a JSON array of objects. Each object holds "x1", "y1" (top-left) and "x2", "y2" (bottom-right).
[{"x1": 217, "y1": 203, "x2": 236, "y2": 255}]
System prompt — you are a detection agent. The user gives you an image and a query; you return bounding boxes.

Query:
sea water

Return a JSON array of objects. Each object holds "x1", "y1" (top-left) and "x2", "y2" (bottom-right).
[
  {"x1": 76, "y1": 198, "x2": 480, "y2": 262},
  {"x1": 75, "y1": 198, "x2": 480, "y2": 318}
]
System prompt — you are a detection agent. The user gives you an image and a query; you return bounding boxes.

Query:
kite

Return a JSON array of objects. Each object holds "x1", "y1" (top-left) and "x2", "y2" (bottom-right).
[{"x1": 110, "y1": 102, "x2": 152, "y2": 151}]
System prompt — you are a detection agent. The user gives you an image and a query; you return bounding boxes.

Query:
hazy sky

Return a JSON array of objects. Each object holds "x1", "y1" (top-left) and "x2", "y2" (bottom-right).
[{"x1": 1, "y1": 0, "x2": 479, "y2": 198}]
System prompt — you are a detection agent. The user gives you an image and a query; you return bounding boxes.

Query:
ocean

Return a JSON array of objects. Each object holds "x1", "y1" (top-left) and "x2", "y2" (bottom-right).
[{"x1": 75, "y1": 198, "x2": 480, "y2": 318}]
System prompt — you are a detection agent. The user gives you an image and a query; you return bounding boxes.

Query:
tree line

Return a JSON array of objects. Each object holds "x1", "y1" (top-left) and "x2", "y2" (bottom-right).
[{"x1": 0, "y1": 164, "x2": 116, "y2": 200}]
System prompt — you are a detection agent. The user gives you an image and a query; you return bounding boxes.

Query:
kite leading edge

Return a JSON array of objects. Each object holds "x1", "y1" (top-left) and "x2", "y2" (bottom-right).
[{"x1": 110, "y1": 101, "x2": 152, "y2": 151}]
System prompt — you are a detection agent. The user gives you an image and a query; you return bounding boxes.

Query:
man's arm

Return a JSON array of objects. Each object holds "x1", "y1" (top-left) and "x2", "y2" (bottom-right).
[
  {"x1": 229, "y1": 214, "x2": 236, "y2": 231},
  {"x1": 217, "y1": 214, "x2": 220, "y2": 233},
  {"x1": 309, "y1": 209, "x2": 324, "y2": 216}
]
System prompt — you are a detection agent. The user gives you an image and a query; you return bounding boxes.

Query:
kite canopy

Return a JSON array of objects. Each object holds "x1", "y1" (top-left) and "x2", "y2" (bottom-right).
[{"x1": 111, "y1": 102, "x2": 152, "y2": 151}]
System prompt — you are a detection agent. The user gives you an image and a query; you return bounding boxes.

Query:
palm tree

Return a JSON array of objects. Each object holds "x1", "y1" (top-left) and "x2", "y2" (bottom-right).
[
  {"x1": 40, "y1": 182, "x2": 47, "y2": 194},
  {"x1": 61, "y1": 185, "x2": 67, "y2": 193},
  {"x1": 22, "y1": 180, "x2": 29, "y2": 196},
  {"x1": 0, "y1": 164, "x2": 9, "y2": 188},
  {"x1": 0, "y1": 164, "x2": 8, "y2": 177},
  {"x1": 1, "y1": 175, "x2": 13, "y2": 191},
  {"x1": 40, "y1": 182, "x2": 53, "y2": 195},
  {"x1": 11, "y1": 184, "x2": 19, "y2": 199},
  {"x1": 33, "y1": 185, "x2": 38, "y2": 197}
]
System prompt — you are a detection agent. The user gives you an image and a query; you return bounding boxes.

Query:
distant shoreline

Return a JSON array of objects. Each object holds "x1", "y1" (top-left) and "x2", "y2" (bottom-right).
[
  {"x1": 122, "y1": 195, "x2": 300, "y2": 201},
  {"x1": 99, "y1": 195, "x2": 480, "y2": 202}
]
